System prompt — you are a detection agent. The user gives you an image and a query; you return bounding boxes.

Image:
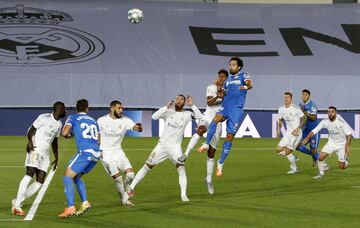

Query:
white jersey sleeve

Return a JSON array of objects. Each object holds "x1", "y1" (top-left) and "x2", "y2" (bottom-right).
[
  {"x1": 32, "y1": 115, "x2": 45, "y2": 129},
  {"x1": 152, "y1": 106, "x2": 170, "y2": 120},
  {"x1": 206, "y1": 85, "x2": 217, "y2": 97},
  {"x1": 125, "y1": 117, "x2": 136, "y2": 131},
  {"x1": 338, "y1": 117, "x2": 352, "y2": 136}
]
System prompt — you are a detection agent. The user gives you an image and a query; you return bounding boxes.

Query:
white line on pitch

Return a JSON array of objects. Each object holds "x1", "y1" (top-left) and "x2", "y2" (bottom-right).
[
  {"x1": 0, "y1": 218, "x2": 26, "y2": 221},
  {"x1": 0, "y1": 166, "x2": 23, "y2": 168},
  {"x1": 24, "y1": 168, "x2": 56, "y2": 221}
]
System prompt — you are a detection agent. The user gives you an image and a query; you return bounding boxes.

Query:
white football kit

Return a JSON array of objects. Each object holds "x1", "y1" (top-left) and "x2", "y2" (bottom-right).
[
  {"x1": 98, "y1": 114, "x2": 136, "y2": 176},
  {"x1": 147, "y1": 105, "x2": 200, "y2": 165},
  {"x1": 278, "y1": 104, "x2": 305, "y2": 150},
  {"x1": 312, "y1": 116, "x2": 352, "y2": 162},
  {"x1": 198, "y1": 84, "x2": 222, "y2": 148},
  {"x1": 25, "y1": 113, "x2": 62, "y2": 172}
]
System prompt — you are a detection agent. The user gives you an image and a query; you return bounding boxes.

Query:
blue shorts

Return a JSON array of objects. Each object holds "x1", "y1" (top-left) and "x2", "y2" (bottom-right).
[
  {"x1": 302, "y1": 129, "x2": 320, "y2": 151},
  {"x1": 67, "y1": 152, "x2": 99, "y2": 175},
  {"x1": 218, "y1": 106, "x2": 244, "y2": 135}
]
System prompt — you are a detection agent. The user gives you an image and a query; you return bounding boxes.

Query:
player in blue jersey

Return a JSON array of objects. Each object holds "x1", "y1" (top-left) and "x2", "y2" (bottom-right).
[
  {"x1": 296, "y1": 89, "x2": 324, "y2": 166},
  {"x1": 59, "y1": 99, "x2": 101, "y2": 218},
  {"x1": 197, "y1": 57, "x2": 252, "y2": 176}
]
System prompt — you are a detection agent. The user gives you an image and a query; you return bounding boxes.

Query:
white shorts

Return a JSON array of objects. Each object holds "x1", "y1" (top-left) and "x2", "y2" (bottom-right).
[
  {"x1": 198, "y1": 114, "x2": 222, "y2": 149},
  {"x1": 101, "y1": 148, "x2": 132, "y2": 176},
  {"x1": 146, "y1": 143, "x2": 182, "y2": 166},
  {"x1": 322, "y1": 143, "x2": 347, "y2": 162},
  {"x1": 25, "y1": 149, "x2": 50, "y2": 172},
  {"x1": 278, "y1": 132, "x2": 302, "y2": 151}
]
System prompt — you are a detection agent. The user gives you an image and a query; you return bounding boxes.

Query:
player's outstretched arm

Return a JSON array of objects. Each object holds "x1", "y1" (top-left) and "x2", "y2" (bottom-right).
[
  {"x1": 152, "y1": 101, "x2": 173, "y2": 120},
  {"x1": 51, "y1": 138, "x2": 59, "y2": 170},
  {"x1": 302, "y1": 132, "x2": 314, "y2": 145},
  {"x1": 187, "y1": 96, "x2": 202, "y2": 119},
  {"x1": 26, "y1": 126, "x2": 37, "y2": 152},
  {"x1": 240, "y1": 80, "x2": 253, "y2": 90}
]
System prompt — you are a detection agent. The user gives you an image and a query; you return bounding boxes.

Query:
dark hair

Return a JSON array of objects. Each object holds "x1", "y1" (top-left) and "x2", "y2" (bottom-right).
[
  {"x1": 110, "y1": 100, "x2": 122, "y2": 107},
  {"x1": 229, "y1": 57, "x2": 243, "y2": 69},
  {"x1": 53, "y1": 101, "x2": 65, "y2": 112},
  {"x1": 284, "y1": 91, "x2": 293, "y2": 98},
  {"x1": 76, "y1": 99, "x2": 89, "y2": 112},
  {"x1": 302, "y1": 89, "x2": 311, "y2": 95},
  {"x1": 177, "y1": 94, "x2": 186, "y2": 101},
  {"x1": 328, "y1": 106, "x2": 337, "y2": 111},
  {"x1": 218, "y1": 69, "x2": 229, "y2": 78}
]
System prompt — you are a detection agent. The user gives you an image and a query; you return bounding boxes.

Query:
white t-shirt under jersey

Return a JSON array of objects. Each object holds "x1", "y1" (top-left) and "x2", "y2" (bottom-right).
[
  {"x1": 152, "y1": 106, "x2": 195, "y2": 146},
  {"x1": 312, "y1": 116, "x2": 352, "y2": 145},
  {"x1": 31, "y1": 113, "x2": 62, "y2": 155},
  {"x1": 97, "y1": 114, "x2": 135, "y2": 151},
  {"x1": 203, "y1": 84, "x2": 222, "y2": 117},
  {"x1": 278, "y1": 104, "x2": 305, "y2": 133}
]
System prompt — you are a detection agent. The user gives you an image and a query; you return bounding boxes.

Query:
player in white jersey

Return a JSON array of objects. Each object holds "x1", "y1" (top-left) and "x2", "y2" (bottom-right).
[
  {"x1": 178, "y1": 69, "x2": 228, "y2": 195},
  {"x1": 276, "y1": 92, "x2": 307, "y2": 174},
  {"x1": 302, "y1": 106, "x2": 352, "y2": 179},
  {"x1": 123, "y1": 95, "x2": 202, "y2": 203},
  {"x1": 11, "y1": 102, "x2": 66, "y2": 216},
  {"x1": 98, "y1": 100, "x2": 142, "y2": 206}
]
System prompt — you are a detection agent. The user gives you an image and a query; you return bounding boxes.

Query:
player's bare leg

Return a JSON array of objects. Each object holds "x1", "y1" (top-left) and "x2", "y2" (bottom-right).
[
  {"x1": 179, "y1": 125, "x2": 207, "y2": 162},
  {"x1": 205, "y1": 146, "x2": 216, "y2": 194},
  {"x1": 198, "y1": 114, "x2": 225, "y2": 153},
  {"x1": 276, "y1": 146, "x2": 298, "y2": 174}
]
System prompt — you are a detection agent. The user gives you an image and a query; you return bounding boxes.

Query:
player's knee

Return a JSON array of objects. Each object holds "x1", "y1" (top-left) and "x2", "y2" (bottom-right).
[
  {"x1": 197, "y1": 125, "x2": 207, "y2": 136},
  {"x1": 145, "y1": 163, "x2": 154, "y2": 169},
  {"x1": 176, "y1": 163, "x2": 184, "y2": 169},
  {"x1": 225, "y1": 134, "x2": 234, "y2": 141},
  {"x1": 338, "y1": 162, "x2": 347, "y2": 170},
  {"x1": 112, "y1": 173, "x2": 121, "y2": 179},
  {"x1": 207, "y1": 148, "x2": 215, "y2": 159}
]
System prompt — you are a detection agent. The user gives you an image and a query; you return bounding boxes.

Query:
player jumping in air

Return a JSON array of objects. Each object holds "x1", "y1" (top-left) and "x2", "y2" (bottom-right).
[
  {"x1": 59, "y1": 99, "x2": 101, "y2": 218},
  {"x1": 197, "y1": 57, "x2": 252, "y2": 177},
  {"x1": 178, "y1": 69, "x2": 228, "y2": 194},
  {"x1": 98, "y1": 100, "x2": 142, "y2": 206},
  {"x1": 11, "y1": 102, "x2": 66, "y2": 216}
]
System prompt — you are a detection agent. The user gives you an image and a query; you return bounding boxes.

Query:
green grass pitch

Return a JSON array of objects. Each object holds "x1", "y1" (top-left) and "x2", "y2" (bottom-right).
[{"x1": 1, "y1": 136, "x2": 360, "y2": 227}]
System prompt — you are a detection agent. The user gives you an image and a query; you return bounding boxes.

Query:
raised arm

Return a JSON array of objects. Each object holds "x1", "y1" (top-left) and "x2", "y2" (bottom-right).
[{"x1": 187, "y1": 95, "x2": 202, "y2": 119}]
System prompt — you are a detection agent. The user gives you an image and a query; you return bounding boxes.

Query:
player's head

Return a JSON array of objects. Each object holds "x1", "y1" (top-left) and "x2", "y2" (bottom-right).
[
  {"x1": 302, "y1": 89, "x2": 311, "y2": 103},
  {"x1": 110, "y1": 100, "x2": 123, "y2": 118},
  {"x1": 328, "y1": 106, "x2": 337, "y2": 121},
  {"x1": 53, "y1": 101, "x2": 66, "y2": 118},
  {"x1": 283, "y1": 91, "x2": 293, "y2": 106},
  {"x1": 217, "y1": 69, "x2": 228, "y2": 85},
  {"x1": 228, "y1": 57, "x2": 243, "y2": 75},
  {"x1": 76, "y1": 99, "x2": 89, "y2": 113},
  {"x1": 175, "y1": 94, "x2": 186, "y2": 110}
]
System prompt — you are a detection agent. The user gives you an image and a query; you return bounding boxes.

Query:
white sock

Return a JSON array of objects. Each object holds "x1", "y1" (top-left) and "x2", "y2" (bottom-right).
[
  {"x1": 177, "y1": 166, "x2": 187, "y2": 197},
  {"x1": 185, "y1": 134, "x2": 200, "y2": 157},
  {"x1": 130, "y1": 165, "x2": 150, "y2": 190},
  {"x1": 318, "y1": 160, "x2": 326, "y2": 175},
  {"x1": 114, "y1": 176, "x2": 125, "y2": 198},
  {"x1": 124, "y1": 172, "x2": 135, "y2": 187},
  {"x1": 15, "y1": 175, "x2": 32, "y2": 208},
  {"x1": 286, "y1": 153, "x2": 297, "y2": 170},
  {"x1": 22, "y1": 181, "x2": 42, "y2": 203},
  {"x1": 206, "y1": 158, "x2": 214, "y2": 183}
]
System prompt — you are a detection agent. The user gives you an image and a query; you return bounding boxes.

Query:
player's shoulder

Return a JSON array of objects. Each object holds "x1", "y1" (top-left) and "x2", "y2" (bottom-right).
[
  {"x1": 120, "y1": 115, "x2": 133, "y2": 122},
  {"x1": 38, "y1": 113, "x2": 52, "y2": 119},
  {"x1": 207, "y1": 84, "x2": 217, "y2": 90},
  {"x1": 336, "y1": 116, "x2": 347, "y2": 124},
  {"x1": 240, "y1": 71, "x2": 251, "y2": 79},
  {"x1": 97, "y1": 114, "x2": 109, "y2": 122}
]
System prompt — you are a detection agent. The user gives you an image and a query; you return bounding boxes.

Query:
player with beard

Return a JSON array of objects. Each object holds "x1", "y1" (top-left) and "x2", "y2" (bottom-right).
[
  {"x1": 123, "y1": 95, "x2": 202, "y2": 203},
  {"x1": 97, "y1": 100, "x2": 142, "y2": 206}
]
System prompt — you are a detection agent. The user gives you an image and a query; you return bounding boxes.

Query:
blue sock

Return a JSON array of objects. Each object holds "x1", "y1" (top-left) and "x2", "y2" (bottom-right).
[
  {"x1": 205, "y1": 122, "x2": 217, "y2": 145},
  {"x1": 63, "y1": 176, "x2": 74, "y2": 207},
  {"x1": 74, "y1": 176, "x2": 87, "y2": 202},
  {"x1": 297, "y1": 145, "x2": 312, "y2": 156},
  {"x1": 219, "y1": 141, "x2": 233, "y2": 164},
  {"x1": 313, "y1": 152, "x2": 320, "y2": 160}
]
